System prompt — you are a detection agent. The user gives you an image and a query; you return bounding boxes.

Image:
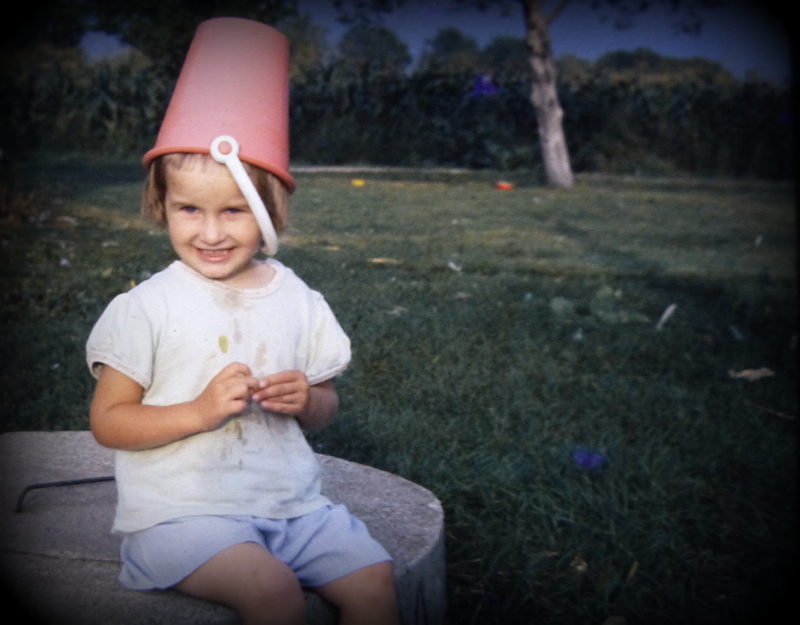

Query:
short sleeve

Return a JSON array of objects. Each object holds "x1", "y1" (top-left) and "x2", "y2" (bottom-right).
[
  {"x1": 86, "y1": 292, "x2": 155, "y2": 389},
  {"x1": 305, "y1": 292, "x2": 351, "y2": 386}
]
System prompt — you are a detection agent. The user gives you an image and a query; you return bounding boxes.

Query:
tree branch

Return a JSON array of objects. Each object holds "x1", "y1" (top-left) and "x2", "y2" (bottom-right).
[{"x1": 546, "y1": 0, "x2": 574, "y2": 24}]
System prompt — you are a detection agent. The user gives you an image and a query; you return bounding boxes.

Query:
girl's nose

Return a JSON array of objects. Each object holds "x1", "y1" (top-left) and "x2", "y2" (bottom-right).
[{"x1": 200, "y1": 216, "x2": 225, "y2": 244}]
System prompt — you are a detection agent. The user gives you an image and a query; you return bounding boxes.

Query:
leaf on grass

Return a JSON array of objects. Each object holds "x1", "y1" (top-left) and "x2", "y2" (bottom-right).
[
  {"x1": 570, "y1": 554, "x2": 588, "y2": 573},
  {"x1": 56, "y1": 216, "x2": 78, "y2": 227},
  {"x1": 369, "y1": 257, "x2": 400, "y2": 265},
  {"x1": 728, "y1": 368, "x2": 775, "y2": 381}
]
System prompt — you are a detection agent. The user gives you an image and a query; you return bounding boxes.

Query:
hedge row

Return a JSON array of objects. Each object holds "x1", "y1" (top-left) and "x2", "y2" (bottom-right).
[{"x1": 1, "y1": 58, "x2": 793, "y2": 179}]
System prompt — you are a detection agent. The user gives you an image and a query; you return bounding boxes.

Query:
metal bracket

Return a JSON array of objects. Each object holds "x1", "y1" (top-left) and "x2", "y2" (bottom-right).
[{"x1": 15, "y1": 476, "x2": 115, "y2": 513}]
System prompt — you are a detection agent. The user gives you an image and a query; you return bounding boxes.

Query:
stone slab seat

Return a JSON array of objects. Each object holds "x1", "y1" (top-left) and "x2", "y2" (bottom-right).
[{"x1": 0, "y1": 432, "x2": 445, "y2": 625}]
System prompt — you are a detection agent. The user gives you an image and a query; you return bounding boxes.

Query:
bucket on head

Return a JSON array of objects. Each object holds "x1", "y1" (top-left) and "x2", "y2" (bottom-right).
[{"x1": 143, "y1": 17, "x2": 295, "y2": 194}]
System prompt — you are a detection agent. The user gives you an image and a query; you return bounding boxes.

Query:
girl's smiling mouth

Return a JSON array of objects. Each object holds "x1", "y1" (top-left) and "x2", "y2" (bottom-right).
[{"x1": 197, "y1": 247, "x2": 234, "y2": 261}]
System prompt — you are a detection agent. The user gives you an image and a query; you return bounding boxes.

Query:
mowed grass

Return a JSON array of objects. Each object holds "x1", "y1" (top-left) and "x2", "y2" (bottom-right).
[{"x1": 1, "y1": 156, "x2": 797, "y2": 624}]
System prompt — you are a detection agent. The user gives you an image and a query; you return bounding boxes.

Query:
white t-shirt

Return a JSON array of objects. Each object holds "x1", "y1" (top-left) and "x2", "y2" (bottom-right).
[{"x1": 86, "y1": 260, "x2": 351, "y2": 533}]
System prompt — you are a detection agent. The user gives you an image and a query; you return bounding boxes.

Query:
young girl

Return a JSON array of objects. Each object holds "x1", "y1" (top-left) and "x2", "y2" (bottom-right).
[{"x1": 86, "y1": 17, "x2": 399, "y2": 625}]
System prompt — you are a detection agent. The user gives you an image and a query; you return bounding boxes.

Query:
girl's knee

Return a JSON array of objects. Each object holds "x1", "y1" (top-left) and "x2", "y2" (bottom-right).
[
  {"x1": 317, "y1": 562, "x2": 400, "y2": 625},
  {"x1": 363, "y1": 561, "x2": 396, "y2": 596},
  {"x1": 175, "y1": 543, "x2": 306, "y2": 624},
  {"x1": 319, "y1": 561, "x2": 398, "y2": 606},
  {"x1": 233, "y1": 556, "x2": 306, "y2": 622}
]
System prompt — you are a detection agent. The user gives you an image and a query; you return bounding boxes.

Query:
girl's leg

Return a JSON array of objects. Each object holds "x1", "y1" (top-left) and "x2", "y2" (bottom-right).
[
  {"x1": 173, "y1": 542, "x2": 307, "y2": 625},
  {"x1": 315, "y1": 561, "x2": 399, "y2": 625}
]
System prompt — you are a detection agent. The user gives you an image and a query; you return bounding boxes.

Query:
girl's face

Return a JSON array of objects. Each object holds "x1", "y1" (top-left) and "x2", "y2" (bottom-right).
[{"x1": 164, "y1": 161, "x2": 265, "y2": 287}]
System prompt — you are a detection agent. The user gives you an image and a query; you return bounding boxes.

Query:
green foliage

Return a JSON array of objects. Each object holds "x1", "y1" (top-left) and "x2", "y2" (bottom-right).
[
  {"x1": 0, "y1": 50, "x2": 172, "y2": 156},
  {"x1": 0, "y1": 39, "x2": 793, "y2": 179},
  {"x1": 417, "y1": 27, "x2": 481, "y2": 74},
  {"x1": 84, "y1": 0, "x2": 298, "y2": 77},
  {"x1": 1, "y1": 160, "x2": 796, "y2": 624},
  {"x1": 592, "y1": 48, "x2": 736, "y2": 85},
  {"x1": 481, "y1": 35, "x2": 530, "y2": 80},
  {"x1": 289, "y1": 66, "x2": 539, "y2": 169},
  {"x1": 336, "y1": 23, "x2": 412, "y2": 77},
  {"x1": 279, "y1": 12, "x2": 334, "y2": 82},
  {"x1": 560, "y1": 73, "x2": 794, "y2": 178}
]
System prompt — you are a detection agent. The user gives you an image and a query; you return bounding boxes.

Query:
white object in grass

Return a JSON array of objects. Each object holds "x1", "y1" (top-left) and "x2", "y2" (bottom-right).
[
  {"x1": 728, "y1": 367, "x2": 775, "y2": 381},
  {"x1": 655, "y1": 303, "x2": 677, "y2": 330}
]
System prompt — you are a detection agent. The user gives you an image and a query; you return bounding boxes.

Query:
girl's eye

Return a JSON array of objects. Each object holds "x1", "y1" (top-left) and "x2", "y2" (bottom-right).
[{"x1": 181, "y1": 205, "x2": 199, "y2": 213}]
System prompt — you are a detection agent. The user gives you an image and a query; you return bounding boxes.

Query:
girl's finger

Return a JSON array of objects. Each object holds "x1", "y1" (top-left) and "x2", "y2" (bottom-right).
[
  {"x1": 262, "y1": 370, "x2": 307, "y2": 387},
  {"x1": 260, "y1": 401, "x2": 300, "y2": 414},
  {"x1": 218, "y1": 362, "x2": 253, "y2": 379}
]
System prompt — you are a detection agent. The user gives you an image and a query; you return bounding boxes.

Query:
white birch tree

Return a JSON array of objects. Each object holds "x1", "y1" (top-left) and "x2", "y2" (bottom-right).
[
  {"x1": 521, "y1": 0, "x2": 573, "y2": 186},
  {"x1": 335, "y1": 0, "x2": 725, "y2": 188}
]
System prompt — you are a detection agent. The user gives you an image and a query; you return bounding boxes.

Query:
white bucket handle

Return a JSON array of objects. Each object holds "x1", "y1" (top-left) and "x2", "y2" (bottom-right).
[{"x1": 210, "y1": 135, "x2": 279, "y2": 256}]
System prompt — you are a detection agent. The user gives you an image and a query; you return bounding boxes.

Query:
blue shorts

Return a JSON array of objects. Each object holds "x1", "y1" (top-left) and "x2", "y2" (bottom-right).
[{"x1": 118, "y1": 504, "x2": 392, "y2": 590}]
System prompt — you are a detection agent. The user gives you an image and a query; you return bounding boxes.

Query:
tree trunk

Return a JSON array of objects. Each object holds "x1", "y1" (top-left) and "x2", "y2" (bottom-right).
[{"x1": 520, "y1": 0, "x2": 574, "y2": 187}]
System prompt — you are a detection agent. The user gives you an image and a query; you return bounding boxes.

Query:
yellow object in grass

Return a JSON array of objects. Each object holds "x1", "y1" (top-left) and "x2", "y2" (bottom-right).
[
  {"x1": 351, "y1": 179, "x2": 366, "y2": 187},
  {"x1": 368, "y1": 258, "x2": 400, "y2": 265}
]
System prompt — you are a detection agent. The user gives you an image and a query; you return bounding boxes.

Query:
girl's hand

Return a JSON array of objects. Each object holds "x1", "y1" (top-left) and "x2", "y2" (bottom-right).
[
  {"x1": 252, "y1": 370, "x2": 309, "y2": 415},
  {"x1": 192, "y1": 362, "x2": 261, "y2": 430},
  {"x1": 90, "y1": 363, "x2": 261, "y2": 451}
]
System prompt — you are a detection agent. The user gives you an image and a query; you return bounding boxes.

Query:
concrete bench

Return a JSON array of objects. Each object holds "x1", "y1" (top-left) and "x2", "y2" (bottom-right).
[{"x1": 0, "y1": 432, "x2": 445, "y2": 624}]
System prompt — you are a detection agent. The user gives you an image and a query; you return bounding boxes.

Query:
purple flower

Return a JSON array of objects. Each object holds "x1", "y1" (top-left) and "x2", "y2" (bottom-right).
[
  {"x1": 572, "y1": 447, "x2": 607, "y2": 470},
  {"x1": 471, "y1": 74, "x2": 499, "y2": 97}
]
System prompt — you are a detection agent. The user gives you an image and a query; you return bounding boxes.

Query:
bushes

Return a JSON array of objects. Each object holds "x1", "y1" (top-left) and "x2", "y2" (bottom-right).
[
  {"x1": 1, "y1": 51, "x2": 171, "y2": 156},
  {"x1": 1, "y1": 51, "x2": 793, "y2": 178},
  {"x1": 292, "y1": 68, "x2": 794, "y2": 178},
  {"x1": 288, "y1": 67, "x2": 539, "y2": 169},
  {"x1": 560, "y1": 76, "x2": 794, "y2": 179}
]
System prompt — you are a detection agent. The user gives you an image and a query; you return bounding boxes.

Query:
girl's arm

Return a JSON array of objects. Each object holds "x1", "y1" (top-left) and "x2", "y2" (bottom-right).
[
  {"x1": 297, "y1": 379, "x2": 339, "y2": 431},
  {"x1": 253, "y1": 372, "x2": 339, "y2": 431},
  {"x1": 90, "y1": 362, "x2": 261, "y2": 450}
]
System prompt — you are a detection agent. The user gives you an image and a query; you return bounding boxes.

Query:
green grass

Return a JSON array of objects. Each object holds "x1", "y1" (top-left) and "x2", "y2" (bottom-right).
[{"x1": 1, "y1": 155, "x2": 797, "y2": 624}]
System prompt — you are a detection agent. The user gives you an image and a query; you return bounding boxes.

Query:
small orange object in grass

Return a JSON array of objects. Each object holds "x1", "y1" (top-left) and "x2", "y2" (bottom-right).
[
  {"x1": 351, "y1": 179, "x2": 366, "y2": 187},
  {"x1": 496, "y1": 181, "x2": 514, "y2": 191}
]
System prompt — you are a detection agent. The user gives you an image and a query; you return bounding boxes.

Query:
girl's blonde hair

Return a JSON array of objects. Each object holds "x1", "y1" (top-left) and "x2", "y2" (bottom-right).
[{"x1": 142, "y1": 153, "x2": 290, "y2": 233}]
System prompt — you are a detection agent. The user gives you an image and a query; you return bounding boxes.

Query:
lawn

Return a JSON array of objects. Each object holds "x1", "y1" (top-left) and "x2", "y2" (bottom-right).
[{"x1": 1, "y1": 155, "x2": 796, "y2": 624}]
